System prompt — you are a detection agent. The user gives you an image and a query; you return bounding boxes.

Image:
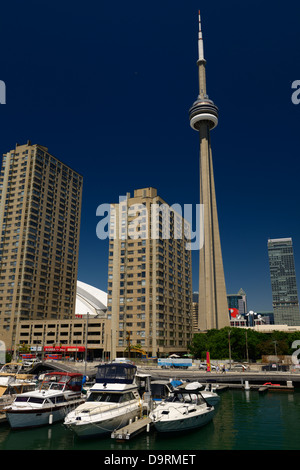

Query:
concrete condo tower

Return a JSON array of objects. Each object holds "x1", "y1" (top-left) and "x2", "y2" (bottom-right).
[{"x1": 189, "y1": 11, "x2": 229, "y2": 330}]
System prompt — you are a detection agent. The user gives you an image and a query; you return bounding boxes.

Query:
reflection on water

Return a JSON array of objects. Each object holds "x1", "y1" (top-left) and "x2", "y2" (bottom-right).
[{"x1": 1, "y1": 390, "x2": 300, "y2": 450}]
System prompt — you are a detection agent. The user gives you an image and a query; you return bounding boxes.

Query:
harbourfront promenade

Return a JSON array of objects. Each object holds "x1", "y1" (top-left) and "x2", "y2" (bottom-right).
[
  {"x1": 142, "y1": 368, "x2": 299, "y2": 389},
  {"x1": 31, "y1": 359, "x2": 300, "y2": 389}
]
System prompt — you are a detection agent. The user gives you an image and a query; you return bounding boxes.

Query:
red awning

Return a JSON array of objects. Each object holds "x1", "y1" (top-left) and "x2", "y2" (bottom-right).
[{"x1": 43, "y1": 346, "x2": 85, "y2": 352}]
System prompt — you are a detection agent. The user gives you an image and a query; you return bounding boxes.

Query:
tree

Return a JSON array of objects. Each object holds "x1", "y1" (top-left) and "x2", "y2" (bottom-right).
[
  {"x1": 189, "y1": 332, "x2": 208, "y2": 359},
  {"x1": 189, "y1": 327, "x2": 300, "y2": 362}
]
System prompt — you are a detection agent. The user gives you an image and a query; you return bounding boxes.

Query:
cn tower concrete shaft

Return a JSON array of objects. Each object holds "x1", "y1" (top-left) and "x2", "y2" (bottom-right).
[{"x1": 198, "y1": 123, "x2": 229, "y2": 330}]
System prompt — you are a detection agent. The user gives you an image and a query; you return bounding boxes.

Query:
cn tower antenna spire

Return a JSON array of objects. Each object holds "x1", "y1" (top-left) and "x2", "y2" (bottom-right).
[
  {"x1": 196, "y1": 10, "x2": 207, "y2": 98},
  {"x1": 198, "y1": 10, "x2": 204, "y2": 61}
]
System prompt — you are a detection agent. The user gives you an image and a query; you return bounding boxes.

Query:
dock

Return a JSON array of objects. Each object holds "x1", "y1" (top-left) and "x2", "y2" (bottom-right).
[
  {"x1": 216, "y1": 382, "x2": 294, "y2": 392},
  {"x1": 111, "y1": 416, "x2": 152, "y2": 441}
]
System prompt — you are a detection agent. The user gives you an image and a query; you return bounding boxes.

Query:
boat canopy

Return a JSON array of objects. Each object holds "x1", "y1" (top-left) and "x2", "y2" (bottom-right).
[
  {"x1": 42, "y1": 372, "x2": 83, "y2": 392},
  {"x1": 95, "y1": 363, "x2": 137, "y2": 384}
]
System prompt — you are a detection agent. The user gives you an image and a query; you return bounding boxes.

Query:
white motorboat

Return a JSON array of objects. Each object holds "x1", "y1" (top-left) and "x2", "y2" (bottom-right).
[
  {"x1": 149, "y1": 384, "x2": 215, "y2": 433},
  {"x1": 64, "y1": 363, "x2": 143, "y2": 438},
  {"x1": 5, "y1": 371, "x2": 85, "y2": 429}
]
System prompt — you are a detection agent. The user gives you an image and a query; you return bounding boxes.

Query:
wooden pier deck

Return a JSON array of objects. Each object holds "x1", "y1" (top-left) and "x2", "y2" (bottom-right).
[{"x1": 111, "y1": 417, "x2": 152, "y2": 441}]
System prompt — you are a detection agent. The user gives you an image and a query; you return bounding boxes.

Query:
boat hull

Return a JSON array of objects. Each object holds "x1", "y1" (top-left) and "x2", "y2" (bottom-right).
[
  {"x1": 6, "y1": 399, "x2": 85, "y2": 430},
  {"x1": 152, "y1": 408, "x2": 214, "y2": 433},
  {"x1": 65, "y1": 404, "x2": 141, "y2": 438}
]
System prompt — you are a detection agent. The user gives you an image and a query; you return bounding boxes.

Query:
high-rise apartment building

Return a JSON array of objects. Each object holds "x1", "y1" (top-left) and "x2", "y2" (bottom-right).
[
  {"x1": 268, "y1": 238, "x2": 300, "y2": 326},
  {"x1": 107, "y1": 187, "x2": 193, "y2": 359},
  {"x1": 0, "y1": 142, "x2": 83, "y2": 348}
]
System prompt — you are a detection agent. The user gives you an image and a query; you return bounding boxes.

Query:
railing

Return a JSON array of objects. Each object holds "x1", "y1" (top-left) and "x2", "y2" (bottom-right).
[{"x1": 73, "y1": 400, "x2": 140, "y2": 419}]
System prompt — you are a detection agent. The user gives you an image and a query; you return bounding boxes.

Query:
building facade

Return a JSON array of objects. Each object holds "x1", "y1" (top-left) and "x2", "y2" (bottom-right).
[
  {"x1": 227, "y1": 288, "x2": 247, "y2": 317},
  {"x1": 192, "y1": 292, "x2": 199, "y2": 333},
  {"x1": 0, "y1": 142, "x2": 83, "y2": 349},
  {"x1": 107, "y1": 187, "x2": 193, "y2": 359},
  {"x1": 268, "y1": 238, "x2": 300, "y2": 326},
  {"x1": 16, "y1": 316, "x2": 111, "y2": 361}
]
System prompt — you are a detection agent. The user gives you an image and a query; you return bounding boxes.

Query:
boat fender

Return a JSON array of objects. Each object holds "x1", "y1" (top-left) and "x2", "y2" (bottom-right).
[{"x1": 49, "y1": 413, "x2": 53, "y2": 424}]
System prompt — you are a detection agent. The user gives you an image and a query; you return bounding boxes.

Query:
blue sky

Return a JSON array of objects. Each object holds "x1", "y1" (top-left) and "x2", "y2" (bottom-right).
[{"x1": 1, "y1": 0, "x2": 300, "y2": 312}]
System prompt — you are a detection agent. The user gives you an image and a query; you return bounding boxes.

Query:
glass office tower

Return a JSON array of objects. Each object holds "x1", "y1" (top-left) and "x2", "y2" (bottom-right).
[{"x1": 268, "y1": 238, "x2": 300, "y2": 325}]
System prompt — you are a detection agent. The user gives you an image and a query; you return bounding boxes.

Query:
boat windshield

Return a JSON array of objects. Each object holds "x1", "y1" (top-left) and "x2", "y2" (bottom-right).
[
  {"x1": 15, "y1": 396, "x2": 45, "y2": 404},
  {"x1": 0, "y1": 363, "x2": 22, "y2": 374},
  {"x1": 166, "y1": 392, "x2": 204, "y2": 405},
  {"x1": 40, "y1": 382, "x2": 65, "y2": 392},
  {"x1": 49, "y1": 383, "x2": 65, "y2": 391},
  {"x1": 87, "y1": 391, "x2": 134, "y2": 403}
]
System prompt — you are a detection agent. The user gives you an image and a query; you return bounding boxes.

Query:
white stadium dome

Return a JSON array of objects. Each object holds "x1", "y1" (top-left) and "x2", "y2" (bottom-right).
[{"x1": 75, "y1": 280, "x2": 107, "y2": 317}]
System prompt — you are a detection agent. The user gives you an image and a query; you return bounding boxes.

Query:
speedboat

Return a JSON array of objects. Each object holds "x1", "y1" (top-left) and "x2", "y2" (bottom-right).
[
  {"x1": 149, "y1": 384, "x2": 215, "y2": 433},
  {"x1": 4, "y1": 372, "x2": 85, "y2": 429},
  {"x1": 64, "y1": 362, "x2": 143, "y2": 438}
]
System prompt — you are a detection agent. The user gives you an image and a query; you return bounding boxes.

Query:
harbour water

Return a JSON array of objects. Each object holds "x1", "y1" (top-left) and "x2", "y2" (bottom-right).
[{"x1": 1, "y1": 389, "x2": 300, "y2": 451}]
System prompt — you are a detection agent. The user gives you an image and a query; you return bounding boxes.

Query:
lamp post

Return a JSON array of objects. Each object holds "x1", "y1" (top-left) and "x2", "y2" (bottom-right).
[
  {"x1": 273, "y1": 340, "x2": 278, "y2": 371},
  {"x1": 245, "y1": 330, "x2": 249, "y2": 363},
  {"x1": 228, "y1": 330, "x2": 232, "y2": 370},
  {"x1": 84, "y1": 312, "x2": 89, "y2": 377}
]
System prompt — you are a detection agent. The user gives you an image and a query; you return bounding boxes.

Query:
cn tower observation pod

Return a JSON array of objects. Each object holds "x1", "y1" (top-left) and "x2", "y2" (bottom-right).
[{"x1": 189, "y1": 97, "x2": 219, "y2": 131}]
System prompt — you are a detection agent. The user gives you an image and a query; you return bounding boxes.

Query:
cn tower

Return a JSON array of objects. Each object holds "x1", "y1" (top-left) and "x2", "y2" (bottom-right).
[{"x1": 189, "y1": 11, "x2": 229, "y2": 330}]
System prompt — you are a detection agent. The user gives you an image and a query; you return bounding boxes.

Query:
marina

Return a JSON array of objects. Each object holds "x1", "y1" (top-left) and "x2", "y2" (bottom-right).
[
  {"x1": 0, "y1": 360, "x2": 300, "y2": 450},
  {"x1": 1, "y1": 386, "x2": 300, "y2": 450}
]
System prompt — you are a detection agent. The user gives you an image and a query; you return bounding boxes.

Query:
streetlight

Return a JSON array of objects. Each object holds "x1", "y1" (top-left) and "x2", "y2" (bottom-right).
[
  {"x1": 228, "y1": 330, "x2": 232, "y2": 370},
  {"x1": 273, "y1": 340, "x2": 278, "y2": 371},
  {"x1": 84, "y1": 312, "x2": 89, "y2": 377},
  {"x1": 245, "y1": 330, "x2": 249, "y2": 363}
]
